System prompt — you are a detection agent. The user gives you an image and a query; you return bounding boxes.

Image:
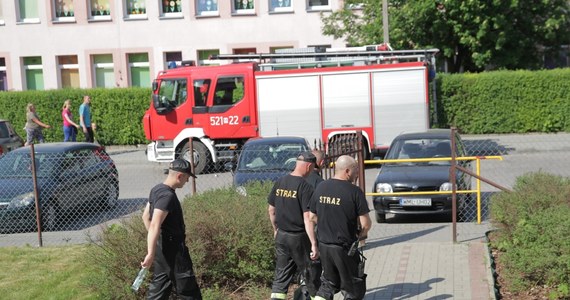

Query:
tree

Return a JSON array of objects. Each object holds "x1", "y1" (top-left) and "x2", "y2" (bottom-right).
[{"x1": 321, "y1": 0, "x2": 570, "y2": 72}]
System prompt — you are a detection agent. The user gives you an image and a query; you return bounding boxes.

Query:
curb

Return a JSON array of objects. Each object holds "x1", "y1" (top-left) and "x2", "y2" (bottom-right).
[{"x1": 485, "y1": 230, "x2": 500, "y2": 300}]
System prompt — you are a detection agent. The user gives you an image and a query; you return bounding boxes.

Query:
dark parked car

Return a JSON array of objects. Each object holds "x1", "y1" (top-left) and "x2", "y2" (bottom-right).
[
  {"x1": 0, "y1": 143, "x2": 119, "y2": 232},
  {"x1": 0, "y1": 119, "x2": 24, "y2": 155},
  {"x1": 372, "y1": 129, "x2": 471, "y2": 223},
  {"x1": 230, "y1": 136, "x2": 311, "y2": 194}
]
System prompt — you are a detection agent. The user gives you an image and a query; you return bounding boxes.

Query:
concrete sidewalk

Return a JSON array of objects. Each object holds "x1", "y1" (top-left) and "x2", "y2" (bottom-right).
[{"x1": 334, "y1": 222, "x2": 496, "y2": 300}]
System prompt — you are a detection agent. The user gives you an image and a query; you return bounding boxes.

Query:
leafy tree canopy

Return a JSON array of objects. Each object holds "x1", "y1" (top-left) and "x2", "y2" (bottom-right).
[{"x1": 321, "y1": 0, "x2": 570, "y2": 72}]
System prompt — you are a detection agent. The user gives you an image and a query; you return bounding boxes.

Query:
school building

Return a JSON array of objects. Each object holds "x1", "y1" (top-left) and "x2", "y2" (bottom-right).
[{"x1": 0, "y1": 0, "x2": 350, "y2": 91}]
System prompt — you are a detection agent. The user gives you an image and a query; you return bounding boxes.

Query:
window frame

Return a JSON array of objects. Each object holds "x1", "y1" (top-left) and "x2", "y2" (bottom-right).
[
  {"x1": 306, "y1": 0, "x2": 330, "y2": 11},
  {"x1": 233, "y1": 0, "x2": 255, "y2": 15},
  {"x1": 88, "y1": 0, "x2": 112, "y2": 21},
  {"x1": 52, "y1": 0, "x2": 75, "y2": 23},
  {"x1": 269, "y1": 0, "x2": 292, "y2": 13},
  {"x1": 128, "y1": 53, "x2": 150, "y2": 87},
  {"x1": 23, "y1": 56, "x2": 44, "y2": 91},
  {"x1": 197, "y1": 49, "x2": 221, "y2": 66},
  {"x1": 17, "y1": 0, "x2": 40, "y2": 24},
  {"x1": 196, "y1": 0, "x2": 219, "y2": 17},
  {"x1": 124, "y1": 0, "x2": 147, "y2": 20},
  {"x1": 92, "y1": 54, "x2": 115, "y2": 88},
  {"x1": 58, "y1": 55, "x2": 80, "y2": 88}
]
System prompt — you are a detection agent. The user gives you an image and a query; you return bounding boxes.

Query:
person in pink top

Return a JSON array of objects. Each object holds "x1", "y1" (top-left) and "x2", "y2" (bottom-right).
[{"x1": 62, "y1": 99, "x2": 80, "y2": 142}]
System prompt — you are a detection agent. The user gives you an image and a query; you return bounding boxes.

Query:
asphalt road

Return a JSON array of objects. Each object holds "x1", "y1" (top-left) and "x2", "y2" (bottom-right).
[{"x1": 1, "y1": 132, "x2": 569, "y2": 247}]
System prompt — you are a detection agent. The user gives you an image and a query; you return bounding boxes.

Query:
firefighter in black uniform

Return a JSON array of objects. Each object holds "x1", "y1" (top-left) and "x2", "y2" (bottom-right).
[
  {"x1": 141, "y1": 159, "x2": 202, "y2": 300},
  {"x1": 268, "y1": 151, "x2": 320, "y2": 300},
  {"x1": 310, "y1": 155, "x2": 371, "y2": 300},
  {"x1": 305, "y1": 149, "x2": 325, "y2": 189}
]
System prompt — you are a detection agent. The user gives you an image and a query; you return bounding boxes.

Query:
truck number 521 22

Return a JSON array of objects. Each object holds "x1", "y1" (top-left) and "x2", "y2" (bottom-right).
[{"x1": 210, "y1": 116, "x2": 239, "y2": 126}]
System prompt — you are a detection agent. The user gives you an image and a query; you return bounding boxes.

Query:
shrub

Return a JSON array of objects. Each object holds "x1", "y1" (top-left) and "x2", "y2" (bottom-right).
[
  {"x1": 490, "y1": 172, "x2": 570, "y2": 294},
  {"x1": 84, "y1": 182, "x2": 275, "y2": 299},
  {"x1": 500, "y1": 206, "x2": 570, "y2": 292},
  {"x1": 491, "y1": 172, "x2": 570, "y2": 238}
]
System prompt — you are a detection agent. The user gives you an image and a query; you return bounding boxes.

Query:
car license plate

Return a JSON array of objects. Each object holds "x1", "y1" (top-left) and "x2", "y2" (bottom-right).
[{"x1": 400, "y1": 198, "x2": 432, "y2": 206}]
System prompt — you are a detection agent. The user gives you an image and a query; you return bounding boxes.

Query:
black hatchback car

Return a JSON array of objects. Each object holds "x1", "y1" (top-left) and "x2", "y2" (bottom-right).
[
  {"x1": 0, "y1": 143, "x2": 119, "y2": 232},
  {"x1": 372, "y1": 129, "x2": 471, "y2": 223}
]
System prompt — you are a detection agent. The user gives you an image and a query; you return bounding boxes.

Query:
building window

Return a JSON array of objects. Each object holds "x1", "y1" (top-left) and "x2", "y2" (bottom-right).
[
  {"x1": 196, "y1": 0, "x2": 218, "y2": 16},
  {"x1": 269, "y1": 0, "x2": 292, "y2": 12},
  {"x1": 53, "y1": 0, "x2": 75, "y2": 21},
  {"x1": 270, "y1": 46, "x2": 293, "y2": 53},
  {"x1": 92, "y1": 54, "x2": 115, "y2": 88},
  {"x1": 197, "y1": 49, "x2": 220, "y2": 66},
  {"x1": 125, "y1": 0, "x2": 146, "y2": 19},
  {"x1": 23, "y1": 56, "x2": 44, "y2": 90},
  {"x1": 128, "y1": 53, "x2": 150, "y2": 88},
  {"x1": 233, "y1": 48, "x2": 256, "y2": 55},
  {"x1": 233, "y1": 0, "x2": 254, "y2": 14},
  {"x1": 161, "y1": 0, "x2": 182, "y2": 17},
  {"x1": 89, "y1": 0, "x2": 112, "y2": 20},
  {"x1": 18, "y1": 0, "x2": 40, "y2": 23},
  {"x1": 165, "y1": 51, "x2": 182, "y2": 69},
  {"x1": 0, "y1": 58, "x2": 7, "y2": 91},
  {"x1": 307, "y1": 0, "x2": 329, "y2": 10},
  {"x1": 58, "y1": 55, "x2": 79, "y2": 88}
]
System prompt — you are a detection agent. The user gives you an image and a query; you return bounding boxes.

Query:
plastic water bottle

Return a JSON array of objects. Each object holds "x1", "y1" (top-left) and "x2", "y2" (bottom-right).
[{"x1": 131, "y1": 267, "x2": 148, "y2": 291}]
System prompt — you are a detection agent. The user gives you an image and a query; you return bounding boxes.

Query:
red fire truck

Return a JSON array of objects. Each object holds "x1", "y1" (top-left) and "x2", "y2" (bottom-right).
[{"x1": 142, "y1": 46, "x2": 438, "y2": 174}]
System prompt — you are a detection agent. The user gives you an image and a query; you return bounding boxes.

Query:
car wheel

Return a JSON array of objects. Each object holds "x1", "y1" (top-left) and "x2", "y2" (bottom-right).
[
  {"x1": 41, "y1": 202, "x2": 59, "y2": 232},
  {"x1": 180, "y1": 141, "x2": 210, "y2": 175},
  {"x1": 102, "y1": 181, "x2": 119, "y2": 210},
  {"x1": 375, "y1": 212, "x2": 386, "y2": 223}
]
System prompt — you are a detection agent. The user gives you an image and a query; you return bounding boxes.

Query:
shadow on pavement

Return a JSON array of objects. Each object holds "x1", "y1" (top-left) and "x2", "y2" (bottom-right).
[
  {"x1": 366, "y1": 225, "x2": 447, "y2": 248},
  {"x1": 366, "y1": 278, "x2": 451, "y2": 299}
]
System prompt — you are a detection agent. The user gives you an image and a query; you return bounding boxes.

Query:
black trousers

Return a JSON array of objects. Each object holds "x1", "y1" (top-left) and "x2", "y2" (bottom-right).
[
  {"x1": 271, "y1": 230, "x2": 320, "y2": 299},
  {"x1": 316, "y1": 243, "x2": 366, "y2": 300},
  {"x1": 83, "y1": 127, "x2": 94, "y2": 143},
  {"x1": 147, "y1": 235, "x2": 202, "y2": 300}
]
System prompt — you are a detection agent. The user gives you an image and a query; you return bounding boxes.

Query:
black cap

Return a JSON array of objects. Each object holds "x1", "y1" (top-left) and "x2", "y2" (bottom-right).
[
  {"x1": 297, "y1": 151, "x2": 317, "y2": 163},
  {"x1": 169, "y1": 159, "x2": 197, "y2": 178}
]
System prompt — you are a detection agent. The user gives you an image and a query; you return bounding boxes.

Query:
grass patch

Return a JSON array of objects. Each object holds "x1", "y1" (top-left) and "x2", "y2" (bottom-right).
[{"x1": 0, "y1": 245, "x2": 97, "y2": 300}]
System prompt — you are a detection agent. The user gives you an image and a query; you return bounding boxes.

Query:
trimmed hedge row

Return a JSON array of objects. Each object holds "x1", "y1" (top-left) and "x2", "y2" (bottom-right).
[
  {"x1": 0, "y1": 88, "x2": 150, "y2": 145},
  {"x1": 1, "y1": 68, "x2": 569, "y2": 146},
  {"x1": 435, "y1": 68, "x2": 570, "y2": 133}
]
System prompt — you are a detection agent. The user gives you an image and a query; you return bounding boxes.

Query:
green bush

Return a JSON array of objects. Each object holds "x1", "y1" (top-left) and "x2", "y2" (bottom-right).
[
  {"x1": 490, "y1": 172, "x2": 570, "y2": 294},
  {"x1": 435, "y1": 69, "x2": 570, "y2": 133},
  {"x1": 491, "y1": 172, "x2": 570, "y2": 238},
  {"x1": 0, "y1": 88, "x2": 150, "y2": 145},
  {"x1": 84, "y1": 182, "x2": 275, "y2": 299}
]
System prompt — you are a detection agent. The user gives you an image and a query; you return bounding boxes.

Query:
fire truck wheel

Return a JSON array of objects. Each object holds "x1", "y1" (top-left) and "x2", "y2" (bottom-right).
[{"x1": 181, "y1": 141, "x2": 210, "y2": 174}]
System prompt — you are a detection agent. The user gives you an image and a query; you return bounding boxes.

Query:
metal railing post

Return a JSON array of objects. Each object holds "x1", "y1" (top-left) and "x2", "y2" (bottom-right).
[{"x1": 31, "y1": 144, "x2": 43, "y2": 247}]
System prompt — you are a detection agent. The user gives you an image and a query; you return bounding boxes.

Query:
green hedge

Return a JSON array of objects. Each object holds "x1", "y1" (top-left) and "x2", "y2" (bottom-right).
[
  {"x1": 435, "y1": 68, "x2": 570, "y2": 133},
  {"x1": 0, "y1": 88, "x2": 150, "y2": 145},
  {"x1": 1, "y1": 68, "x2": 569, "y2": 146}
]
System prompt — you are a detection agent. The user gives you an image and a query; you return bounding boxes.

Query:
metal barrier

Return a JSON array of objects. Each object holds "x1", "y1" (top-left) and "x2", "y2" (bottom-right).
[{"x1": 366, "y1": 155, "x2": 503, "y2": 224}]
